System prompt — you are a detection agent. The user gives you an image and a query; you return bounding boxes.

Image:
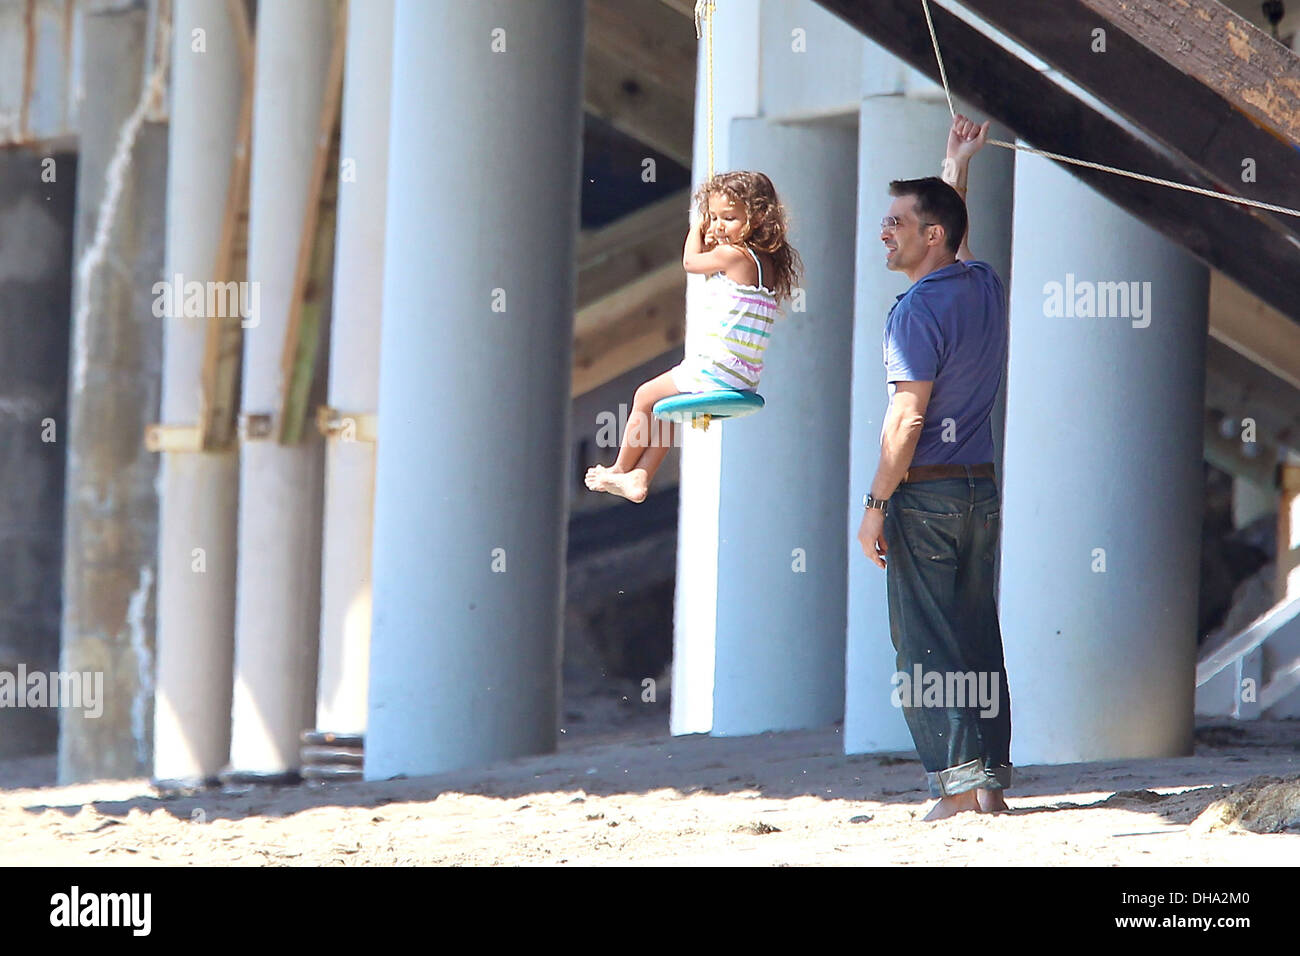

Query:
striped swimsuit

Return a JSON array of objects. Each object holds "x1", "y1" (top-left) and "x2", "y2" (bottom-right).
[{"x1": 672, "y1": 246, "x2": 779, "y2": 393}]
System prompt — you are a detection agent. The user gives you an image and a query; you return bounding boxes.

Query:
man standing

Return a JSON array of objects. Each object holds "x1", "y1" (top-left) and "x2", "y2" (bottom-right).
[{"x1": 856, "y1": 114, "x2": 1012, "y2": 821}]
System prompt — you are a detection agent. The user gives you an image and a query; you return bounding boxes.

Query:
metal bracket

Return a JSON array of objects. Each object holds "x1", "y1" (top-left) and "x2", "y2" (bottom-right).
[
  {"x1": 316, "y1": 406, "x2": 377, "y2": 444},
  {"x1": 239, "y1": 412, "x2": 275, "y2": 441}
]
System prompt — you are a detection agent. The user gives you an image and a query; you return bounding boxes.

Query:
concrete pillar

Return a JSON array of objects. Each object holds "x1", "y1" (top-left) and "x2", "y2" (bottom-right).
[
  {"x1": 364, "y1": 0, "x2": 585, "y2": 779},
  {"x1": 226, "y1": 0, "x2": 334, "y2": 780},
  {"x1": 0, "y1": 148, "x2": 76, "y2": 759},
  {"x1": 696, "y1": 117, "x2": 857, "y2": 735},
  {"x1": 313, "y1": 0, "x2": 393, "y2": 740},
  {"x1": 1000, "y1": 146, "x2": 1207, "y2": 764},
  {"x1": 152, "y1": 0, "x2": 242, "y2": 788},
  {"x1": 58, "y1": 3, "x2": 167, "y2": 783},
  {"x1": 843, "y1": 82, "x2": 1015, "y2": 754},
  {"x1": 670, "y1": 0, "x2": 763, "y2": 736}
]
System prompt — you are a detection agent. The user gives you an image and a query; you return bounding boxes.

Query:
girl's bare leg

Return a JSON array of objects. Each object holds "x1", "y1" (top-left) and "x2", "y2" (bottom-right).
[
  {"x1": 629, "y1": 419, "x2": 679, "y2": 488},
  {"x1": 585, "y1": 371, "x2": 682, "y2": 503}
]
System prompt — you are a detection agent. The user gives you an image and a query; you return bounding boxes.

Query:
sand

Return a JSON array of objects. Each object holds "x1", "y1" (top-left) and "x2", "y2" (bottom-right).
[{"x1": 1, "y1": 714, "x2": 1297, "y2": 866}]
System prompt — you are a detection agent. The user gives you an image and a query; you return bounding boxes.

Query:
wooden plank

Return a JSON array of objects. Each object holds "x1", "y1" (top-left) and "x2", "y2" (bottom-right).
[
  {"x1": 656, "y1": 0, "x2": 696, "y2": 18},
  {"x1": 960, "y1": 0, "x2": 1300, "y2": 242},
  {"x1": 1204, "y1": 334, "x2": 1300, "y2": 458},
  {"x1": 275, "y1": 0, "x2": 346, "y2": 444},
  {"x1": 815, "y1": 0, "x2": 1300, "y2": 326},
  {"x1": 1209, "y1": 271, "x2": 1300, "y2": 394},
  {"x1": 1076, "y1": 0, "x2": 1300, "y2": 150},
  {"x1": 588, "y1": 0, "x2": 698, "y2": 103},
  {"x1": 584, "y1": 41, "x2": 694, "y2": 165},
  {"x1": 576, "y1": 188, "x2": 688, "y2": 308},
  {"x1": 197, "y1": 0, "x2": 255, "y2": 450},
  {"x1": 572, "y1": 263, "x2": 685, "y2": 395}
]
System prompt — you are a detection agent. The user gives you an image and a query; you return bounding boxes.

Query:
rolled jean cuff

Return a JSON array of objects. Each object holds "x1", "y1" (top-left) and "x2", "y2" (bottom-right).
[{"x1": 927, "y1": 759, "x2": 1014, "y2": 798}]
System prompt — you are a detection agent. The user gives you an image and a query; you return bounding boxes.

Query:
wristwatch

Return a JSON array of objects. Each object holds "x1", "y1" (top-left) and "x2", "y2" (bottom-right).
[{"x1": 863, "y1": 493, "x2": 889, "y2": 516}]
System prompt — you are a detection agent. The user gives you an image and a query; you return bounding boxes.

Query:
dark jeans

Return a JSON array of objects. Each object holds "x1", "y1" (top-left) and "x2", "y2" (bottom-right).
[{"x1": 883, "y1": 466, "x2": 1012, "y2": 798}]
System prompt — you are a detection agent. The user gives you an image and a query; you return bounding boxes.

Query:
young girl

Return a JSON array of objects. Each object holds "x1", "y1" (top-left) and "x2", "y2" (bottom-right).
[{"x1": 585, "y1": 170, "x2": 803, "y2": 503}]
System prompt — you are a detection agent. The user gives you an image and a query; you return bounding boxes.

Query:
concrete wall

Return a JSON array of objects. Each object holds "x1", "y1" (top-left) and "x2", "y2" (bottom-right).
[{"x1": 0, "y1": 147, "x2": 76, "y2": 758}]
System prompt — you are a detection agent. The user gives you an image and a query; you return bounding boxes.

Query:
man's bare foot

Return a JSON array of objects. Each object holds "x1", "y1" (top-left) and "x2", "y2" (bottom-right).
[
  {"x1": 584, "y1": 464, "x2": 648, "y2": 503},
  {"x1": 922, "y1": 789, "x2": 980, "y2": 821},
  {"x1": 976, "y1": 788, "x2": 1008, "y2": 813}
]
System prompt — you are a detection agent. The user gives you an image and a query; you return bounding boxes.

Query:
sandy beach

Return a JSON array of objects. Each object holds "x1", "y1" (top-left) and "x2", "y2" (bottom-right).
[{"x1": 1, "y1": 704, "x2": 1297, "y2": 866}]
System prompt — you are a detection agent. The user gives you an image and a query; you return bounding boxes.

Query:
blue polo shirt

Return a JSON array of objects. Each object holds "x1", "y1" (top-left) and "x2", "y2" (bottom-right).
[{"x1": 882, "y1": 260, "x2": 1007, "y2": 466}]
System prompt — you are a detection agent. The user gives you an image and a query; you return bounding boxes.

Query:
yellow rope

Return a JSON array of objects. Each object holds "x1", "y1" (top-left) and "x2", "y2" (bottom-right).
[
  {"x1": 919, "y1": 0, "x2": 1300, "y2": 219},
  {"x1": 695, "y1": 0, "x2": 715, "y2": 178}
]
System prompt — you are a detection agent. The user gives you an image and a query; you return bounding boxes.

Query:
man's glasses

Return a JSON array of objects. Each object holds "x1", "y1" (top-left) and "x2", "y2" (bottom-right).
[{"x1": 881, "y1": 216, "x2": 936, "y2": 232}]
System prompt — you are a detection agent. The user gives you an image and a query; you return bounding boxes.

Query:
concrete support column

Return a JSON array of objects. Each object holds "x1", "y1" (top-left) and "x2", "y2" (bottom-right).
[
  {"x1": 152, "y1": 0, "x2": 242, "y2": 788},
  {"x1": 697, "y1": 117, "x2": 857, "y2": 735},
  {"x1": 313, "y1": 0, "x2": 393, "y2": 742},
  {"x1": 670, "y1": 0, "x2": 762, "y2": 736},
  {"x1": 58, "y1": 3, "x2": 167, "y2": 783},
  {"x1": 1000, "y1": 147, "x2": 1208, "y2": 764},
  {"x1": 227, "y1": 0, "x2": 334, "y2": 779},
  {"x1": 843, "y1": 89, "x2": 1014, "y2": 754},
  {"x1": 364, "y1": 0, "x2": 585, "y2": 779},
  {"x1": 0, "y1": 149, "x2": 76, "y2": 760}
]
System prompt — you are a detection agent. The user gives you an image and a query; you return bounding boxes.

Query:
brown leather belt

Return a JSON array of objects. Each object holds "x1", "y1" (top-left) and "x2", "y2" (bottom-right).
[{"x1": 901, "y1": 462, "x2": 996, "y2": 484}]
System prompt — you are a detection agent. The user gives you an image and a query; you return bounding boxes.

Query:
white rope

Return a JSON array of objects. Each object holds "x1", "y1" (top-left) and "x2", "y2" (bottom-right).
[{"x1": 919, "y1": 0, "x2": 1300, "y2": 220}]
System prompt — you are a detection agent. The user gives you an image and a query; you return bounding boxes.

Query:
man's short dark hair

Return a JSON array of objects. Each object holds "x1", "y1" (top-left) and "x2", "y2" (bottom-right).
[{"x1": 888, "y1": 177, "x2": 967, "y2": 256}]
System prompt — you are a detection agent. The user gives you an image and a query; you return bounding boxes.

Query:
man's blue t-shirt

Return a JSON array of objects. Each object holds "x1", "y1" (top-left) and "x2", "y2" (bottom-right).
[{"x1": 882, "y1": 260, "x2": 1007, "y2": 466}]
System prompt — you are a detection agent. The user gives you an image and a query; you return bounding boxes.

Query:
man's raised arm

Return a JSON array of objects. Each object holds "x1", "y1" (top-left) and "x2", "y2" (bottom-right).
[{"x1": 943, "y1": 114, "x2": 989, "y2": 263}]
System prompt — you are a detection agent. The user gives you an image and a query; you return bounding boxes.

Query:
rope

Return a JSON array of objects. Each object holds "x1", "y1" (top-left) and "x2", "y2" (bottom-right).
[
  {"x1": 695, "y1": 0, "x2": 715, "y2": 178},
  {"x1": 919, "y1": 0, "x2": 1300, "y2": 219}
]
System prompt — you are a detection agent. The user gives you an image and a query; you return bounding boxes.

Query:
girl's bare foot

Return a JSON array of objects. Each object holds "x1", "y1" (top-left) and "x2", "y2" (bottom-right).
[{"x1": 584, "y1": 464, "x2": 648, "y2": 503}]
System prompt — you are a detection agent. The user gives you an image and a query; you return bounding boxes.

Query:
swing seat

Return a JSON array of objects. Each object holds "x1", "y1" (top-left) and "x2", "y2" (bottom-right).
[{"x1": 653, "y1": 390, "x2": 765, "y2": 430}]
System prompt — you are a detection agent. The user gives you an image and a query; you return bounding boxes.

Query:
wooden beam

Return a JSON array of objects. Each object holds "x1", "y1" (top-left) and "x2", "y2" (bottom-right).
[
  {"x1": 198, "y1": 0, "x2": 256, "y2": 450},
  {"x1": 657, "y1": 0, "x2": 695, "y2": 18},
  {"x1": 572, "y1": 262, "x2": 685, "y2": 396},
  {"x1": 1075, "y1": 0, "x2": 1300, "y2": 150},
  {"x1": 584, "y1": 41, "x2": 694, "y2": 165},
  {"x1": 1205, "y1": 334, "x2": 1300, "y2": 455},
  {"x1": 276, "y1": 0, "x2": 346, "y2": 444},
  {"x1": 576, "y1": 188, "x2": 688, "y2": 308},
  {"x1": 959, "y1": 0, "x2": 1300, "y2": 242},
  {"x1": 1209, "y1": 270, "x2": 1300, "y2": 395},
  {"x1": 587, "y1": 0, "x2": 697, "y2": 104},
  {"x1": 815, "y1": 0, "x2": 1300, "y2": 326}
]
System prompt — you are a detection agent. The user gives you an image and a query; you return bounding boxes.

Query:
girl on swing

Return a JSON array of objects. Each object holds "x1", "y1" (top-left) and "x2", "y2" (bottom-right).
[{"x1": 584, "y1": 170, "x2": 804, "y2": 503}]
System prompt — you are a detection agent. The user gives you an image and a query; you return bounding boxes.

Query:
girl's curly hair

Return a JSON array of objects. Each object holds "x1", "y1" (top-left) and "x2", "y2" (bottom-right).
[{"x1": 692, "y1": 170, "x2": 804, "y2": 308}]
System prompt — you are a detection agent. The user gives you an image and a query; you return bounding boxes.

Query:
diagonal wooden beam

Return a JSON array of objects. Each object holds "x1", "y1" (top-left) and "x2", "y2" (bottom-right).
[
  {"x1": 1075, "y1": 0, "x2": 1300, "y2": 150},
  {"x1": 198, "y1": 0, "x2": 256, "y2": 450},
  {"x1": 815, "y1": 0, "x2": 1300, "y2": 326},
  {"x1": 572, "y1": 262, "x2": 685, "y2": 396},
  {"x1": 584, "y1": 40, "x2": 694, "y2": 165},
  {"x1": 576, "y1": 188, "x2": 688, "y2": 308},
  {"x1": 959, "y1": 0, "x2": 1300, "y2": 243},
  {"x1": 588, "y1": 0, "x2": 697, "y2": 104},
  {"x1": 276, "y1": 0, "x2": 346, "y2": 444},
  {"x1": 657, "y1": 0, "x2": 696, "y2": 18}
]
